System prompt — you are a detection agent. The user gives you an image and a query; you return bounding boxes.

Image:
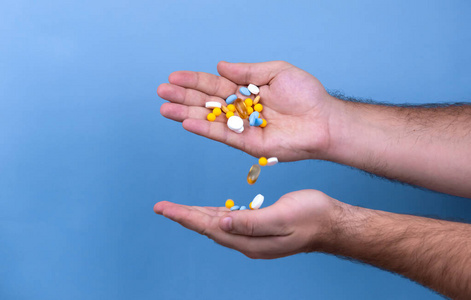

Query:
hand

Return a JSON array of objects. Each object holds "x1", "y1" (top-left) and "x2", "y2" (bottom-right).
[
  {"x1": 158, "y1": 61, "x2": 337, "y2": 161},
  {"x1": 153, "y1": 190, "x2": 340, "y2": 259}
]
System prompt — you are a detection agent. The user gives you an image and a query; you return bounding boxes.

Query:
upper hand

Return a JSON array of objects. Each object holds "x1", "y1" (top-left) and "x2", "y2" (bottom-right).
[{"x1": 158, "y1": 61, "x2": 335, "y2": 161}]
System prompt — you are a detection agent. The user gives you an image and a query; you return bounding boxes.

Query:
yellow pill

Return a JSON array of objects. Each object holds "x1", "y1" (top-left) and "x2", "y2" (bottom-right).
[
  {"x1": 260, "y1": 119, "x2": 267, "y2": 128},
  {"x1": 246, "y1": 106, "x2": 254, "y2": 115},
  {"x1": 213, "y1": 107, "x2": 222, "y2": 116},
  {"x1": 234, "y1": 98, "x2": 249, "y2": 119},
  {"x1": 226, "y1": 111, "x2": 234, "y2": 119},
  {"x1": 227, "y1": 104, "x2": 236, "y2": 112},
  {"x1": 254, "y1": 103, "x2": 263, "y2": 112},
  {"x1": 207, "y1": 113, "x2": 216, "y2": 122},
  {"x1": 244, "y1": 98, "x2": 253, "y2": 107},
  {"x1": 249, "y1": 202, "x2": 253, "y2": 210},
  {"x1": 221, "y1": 105, "x2": 229, "y2": 113},
  {"x1": 253, "y1": 95, "x2": 261, "y2": 104},
  {"x1": 259, "y1": 157, "x2": 267, "y2": 166},
  {"x1": 225, "y1": 199, "x2": 235, "y2": 209}
]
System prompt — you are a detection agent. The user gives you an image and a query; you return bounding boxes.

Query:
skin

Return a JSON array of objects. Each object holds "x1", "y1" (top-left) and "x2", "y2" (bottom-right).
[{"x1": 156, "y1": 61, "x2": 471, "y2": 298}]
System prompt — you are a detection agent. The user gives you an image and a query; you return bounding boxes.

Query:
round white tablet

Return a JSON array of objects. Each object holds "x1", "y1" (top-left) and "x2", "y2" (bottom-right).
[
  {"x1": 227, "y1": 116, "x2": 244, "y2": 133},
  {"x1": 247, "y1": 84, "x2": 260, "y2": 95}
]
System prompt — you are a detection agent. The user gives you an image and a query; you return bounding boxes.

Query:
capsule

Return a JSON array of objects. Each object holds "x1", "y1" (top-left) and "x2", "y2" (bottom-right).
[
  {"x1": 247, "y1": 164, "x2": 261, "y2": 185},
  {"x1": 234, "y1": 98, "x2": 249, "y2": 119}
]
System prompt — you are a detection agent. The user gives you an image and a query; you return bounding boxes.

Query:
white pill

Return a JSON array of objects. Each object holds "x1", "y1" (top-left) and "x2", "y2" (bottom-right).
[
  {"x1": 250, "y1": 194, "x2": 264, "y2": 210},
  {"x1": 227, "y1": 116, "x2": 244, "y2": 133},
  {"x1": 205, "y1": 101, "x2": 222, "y2": 109},
  {"x1": 247, "y1": 84, "x2": 260, "y2": 95},
  {"x1": 267, "y1": 157, "x2": 278, "y2": 166}
]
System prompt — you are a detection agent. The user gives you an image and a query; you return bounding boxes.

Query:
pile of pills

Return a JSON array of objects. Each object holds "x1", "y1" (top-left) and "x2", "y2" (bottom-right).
[
  {"x1": 205, "y1": 84, "x2": 267, "y2": 134},
  {"x1": 225, "y1": 194, "x2": 264, "y2": 211}
]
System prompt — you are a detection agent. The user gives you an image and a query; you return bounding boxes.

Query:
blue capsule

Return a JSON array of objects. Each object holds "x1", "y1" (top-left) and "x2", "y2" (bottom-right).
[
  {"x1": 239, "y1": 87, "x2": 251, "y2": 96},
  {"x1": 230, "y1": 205, "x2": 240, "y2": 211},
  {"x1": 226, "y1": 94, "x2": 237, "y2": 104}
]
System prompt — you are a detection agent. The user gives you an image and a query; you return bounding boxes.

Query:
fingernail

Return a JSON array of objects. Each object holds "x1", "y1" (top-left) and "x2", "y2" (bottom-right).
[{"x1": 220, "y1": 217, "x2": 233, "y2": 231}]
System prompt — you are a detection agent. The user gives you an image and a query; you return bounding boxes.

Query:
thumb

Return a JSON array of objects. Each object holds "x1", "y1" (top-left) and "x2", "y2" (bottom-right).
[
  {"x1": 219, "y1": 205, "x2": 290, "y2": 237},
  {"x1": 217, "y1": 61, "x2": 292, "y2": 86}
]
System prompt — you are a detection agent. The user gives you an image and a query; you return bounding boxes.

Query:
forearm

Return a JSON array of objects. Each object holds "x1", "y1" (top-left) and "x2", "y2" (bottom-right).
[
  {"x1": 324, "y1": 97, "x2": 471, "y2": 198},
  {"x1": 320, "y1": 203, "x2": 471, "y2": 299}
]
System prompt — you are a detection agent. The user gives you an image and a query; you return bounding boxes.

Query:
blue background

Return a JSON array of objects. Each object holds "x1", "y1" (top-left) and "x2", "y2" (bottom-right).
[{"x1": 1, "y1": 0, "x2": 470, "y2": 299}]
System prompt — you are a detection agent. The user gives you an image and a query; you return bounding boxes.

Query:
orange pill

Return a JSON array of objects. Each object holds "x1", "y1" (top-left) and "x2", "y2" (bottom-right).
[
  {"x1": 260, "y1": 119, "x2": 267, "y2": 128},
  {"x1": 226, "y1": 111, "x2": 234, "y2": 119},
  {"x1": 246, "y1": 106, "x2": 254, "y2": 115},
  {"x1": 227, "y1": 104, "x2": 236, "y2": 112},
  {"x1": 213, "y1": 107, "x2": 222, "y2": 116},
  {"x1": 221, "y1": 105, "x2": 229, "y2": 113},
  {"x1": 207, "y1": 113, "x2": 216, "y2": 122},
  {"x1": 234, "y1": 98, "x2": 249, "y2": 119},
  {"x1": 254, "y1": 103, "x2": 263, "y2": 112},
  {"x1": 253, "y1": 95, "x2": 261, "y2": 105},
  {"x1": 244, "y1": 98, "x2": 253, "y2": 107}
]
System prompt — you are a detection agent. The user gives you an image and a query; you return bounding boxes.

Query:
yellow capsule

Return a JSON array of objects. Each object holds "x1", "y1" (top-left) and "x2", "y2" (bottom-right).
[
  {"x1": 247, "y1": 164, "x2": 261, "y2": 185},
  {"x1": 254, "y1": 103, "x2": 263, "y2": 112},
  {"x1": 260, "y1": 119, "x2": 267, "y2": 128},
  {"x1": 244, "y1": 98, "x2": 253, "y2": 107},
  {"x1": 227, "y1": 104, "x2": 236, "y2": 112},
  {"x1": 234, "y1": 98, "x2": 249, "y2": 119},
  {"x1": 259, "y1": 157, "x2": 267, "y2": 166},
  {"x1": 253, "y1": 95, "x2": 261, "y2": 104},
  {"x1": 225, "y1": 199, "x2": 235, "y2": 209},
  {"x1": 226, "y1": 111, "x2": 234, "y2": 119},
  {"x1": 207, "y1": 113, "x2": 216, "y2": 122},
  {"x1": 246, "y1": 106, "x2": 254, "y2": 115},
  {"x1": 221, "y1": 105, "x2": 229, "y2": 113},
  {"x1": 213, "y1": 107, "x2": 222, "y2": 116}
]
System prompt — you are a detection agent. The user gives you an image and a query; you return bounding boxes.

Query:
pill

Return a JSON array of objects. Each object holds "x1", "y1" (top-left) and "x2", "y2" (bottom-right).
[
  {"x1": 240, "y1": 206, "x2": 247, "y2": 210},
  {"x1": 258, "y1": 157, "x2": 267, "y2": 166},
  {"x1": 227, "y1": 116, "x2": 244, "y2": 133},
  {"x1": 267, "y1": 157, "x2": 278, "y2": 166},
  {"x1": 248, "y1": 84, "x2": 260, "y2": 95},
  {"x1": 233, "y1": 98, "x2": 249, "y2": 119},
  {"x1": 254, "y1": 103, "x2": 263, "y2": 112},
  {"x1": 247, "y1": 164, "x2": 261, "y2": 185},
  {"x1": 253, "y1": 95, "x2": 261, "y2": 104},
  {"x1": 207, "y1": 113, "x2": 216, "y2": 122},
  {"x1": 246, "y1": 106, "x2": 254, "y2": 115},
  {"x1": 244, "y1": 98, "x2": 253, "y2": 107},
  {"x1": 260, "y1": 119, "x2": 267, "y2": 128},
  {"x1": 213, "y1": 107, "x2": 222, "y2": 116},
  {"x1": 226, "y1": 111, "x2": 234, "y2": 119},
  {"x1": 254, "y1": 118, "x2": 263, "y2": 126},
  {"x1": 227, "y1": 104, "x2": 236, "y2": 112},
  {"x1": 249, "y1": 113, "x2": 256, "y2": 126},
  {"x1": 230, "y1": 205, "x2": 240, "y2": 211},
  {"x1": 226, "y1": 94, "x2": 237, "y2": 104},
  {"x1": 205, "y1": 101, "x2": 222, "y2": 109},
  {"x1": 221, "y1": 105, "x2": 229, "y2": 113},
  {"x1": 225, "y1": 199, "x2": 235, "y2": 209},
  {"x1": 239, "y1": 87, "x2": 251, "y2": 96},
  {"x1": 250, "y1": 194, "x2": 264, "y2": 210}
]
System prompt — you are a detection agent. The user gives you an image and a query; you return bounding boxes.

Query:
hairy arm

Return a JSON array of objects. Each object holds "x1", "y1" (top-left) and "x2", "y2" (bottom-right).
[
  {"x1": 324, "y1": 204, "x2": 471, "y2": 299},
  {"x1": 325, "y1": 98, "x2": 471, "y2": 198}
]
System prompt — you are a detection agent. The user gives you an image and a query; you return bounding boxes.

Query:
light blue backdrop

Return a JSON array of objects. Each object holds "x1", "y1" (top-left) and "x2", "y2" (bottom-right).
[{"x1": 1, "y1": 1, "x2": 470, "y2": 299}]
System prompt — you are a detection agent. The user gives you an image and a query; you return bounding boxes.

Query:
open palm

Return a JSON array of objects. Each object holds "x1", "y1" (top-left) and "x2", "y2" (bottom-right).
[{"x1": 158, "y1": 61, "x2": 334, "y2": 161}]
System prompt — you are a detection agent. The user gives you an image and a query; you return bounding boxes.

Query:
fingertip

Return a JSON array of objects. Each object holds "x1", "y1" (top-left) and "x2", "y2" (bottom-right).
[
  {"x1": 154, "y1": 201, "x2": 169, "y2": 214},
  {"x1": 219, "y1": 216, "x2": 233, "y2": 232}
]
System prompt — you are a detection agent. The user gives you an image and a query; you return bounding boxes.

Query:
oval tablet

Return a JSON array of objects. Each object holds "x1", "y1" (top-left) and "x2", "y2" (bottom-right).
[
  {"x1": 250, "y1": 194, "x2": 264, "y2": 210},
  {"x1": 240, "y1": 206, "x2": 247, "y2": 210},
  {"x1": 267, "y1": 157, "x2": 278, "y2": 166},
  {"x1": 226, "y1": 94, "x2": 237, "y2": 104},
  {"x1": 247, "y1": 164, "x2": 261, "y2": 185},
  {"x1": 239, "y1": 87, "x2": 251, "y2": 96},
  {"x1": 247, "y1": 84, "x2": 259, "y2": 95},
  {"x1": 205, "y1": 101, "x2": 222, "y2": 109},
  {"x1": 230, "y1": 205, "x2": 240, "y2": 211}
]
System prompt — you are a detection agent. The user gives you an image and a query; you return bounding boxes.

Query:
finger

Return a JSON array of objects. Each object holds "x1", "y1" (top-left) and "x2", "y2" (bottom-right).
[
  {"x1": 157, "y1": 83, "x2": 225, "y2": 107},
  {"x1": 218, "y1": 204, "x2": 292, "y2": 237},
  {"x1": 168, "y1": 71, "x2": 237, "y2": 99},
  {"x1": 182, "y1": 118, "x2": 258, "y2": 152},
  {"x1": 217, "y1": 61, "x2": 293, "y2": 86},
  {"x1": 154, "y1": 201, "x2": 216, "y2": 236},
  {"x1": 160, "y1": 103, "x2": 224, "y2": 123}
]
